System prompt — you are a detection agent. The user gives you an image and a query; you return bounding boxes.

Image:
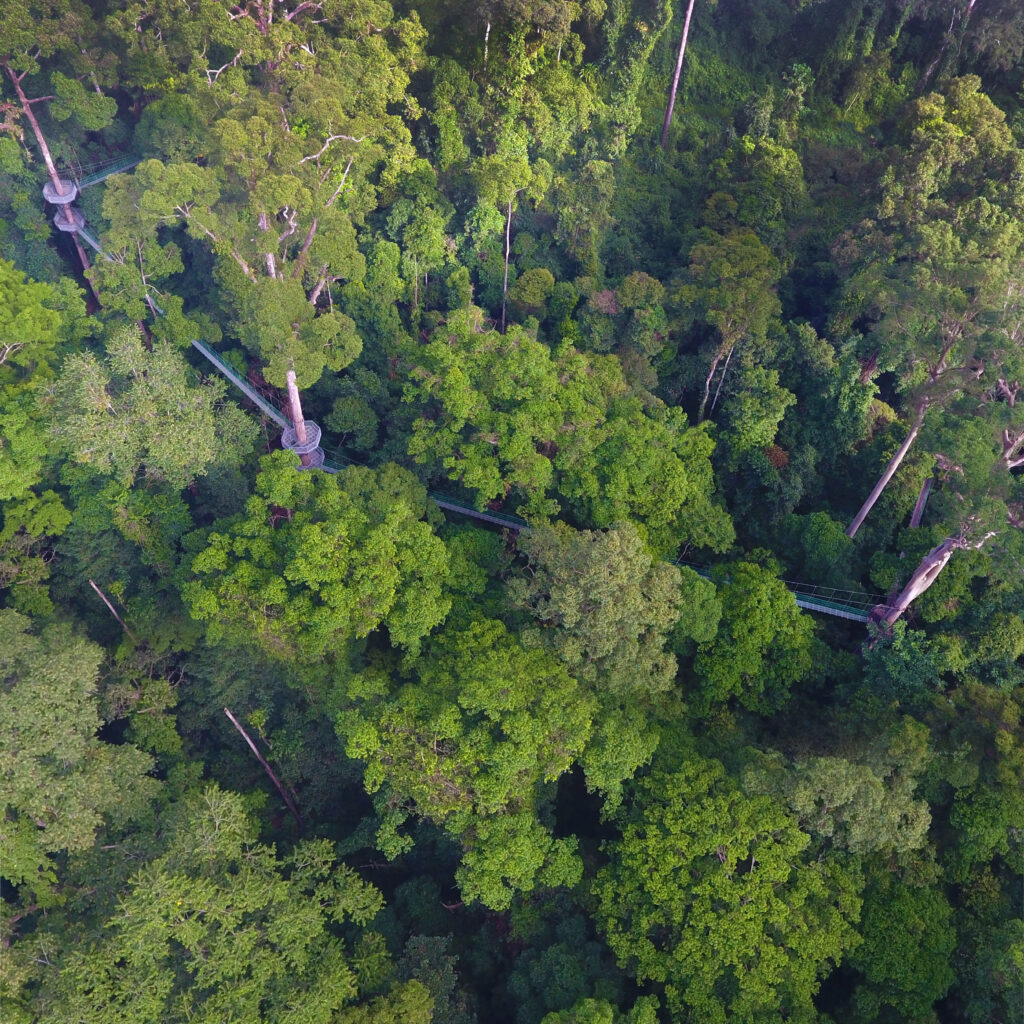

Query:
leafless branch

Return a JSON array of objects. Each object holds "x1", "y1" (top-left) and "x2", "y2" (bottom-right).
[
  {"x1": 205, "y1": 50, "x2": 243, "y2": 84},
  {"x1": 326, "y1": 155, "x2": 355, "y2": 207},
  {"x1": 299, "y1": 132, "x2": 365, "y2": 165}
]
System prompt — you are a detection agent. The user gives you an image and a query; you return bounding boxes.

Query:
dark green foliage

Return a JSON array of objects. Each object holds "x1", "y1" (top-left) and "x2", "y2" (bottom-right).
[{"x1": 3, "y1": 4, "x2": 1024, "y2": 1022}]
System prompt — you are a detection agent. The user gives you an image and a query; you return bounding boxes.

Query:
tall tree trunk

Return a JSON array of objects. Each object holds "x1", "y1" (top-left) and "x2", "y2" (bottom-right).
[
  {"x1": 880, "y1": 535, "x2": 961, "y2": 626},
  {"x1": 660, "y1": 0, "x2": 698, "y2": 150},
  {"x1": 501, "y1": 198, "x2": 513, "y2": 333},
  {"x1": 697, "y1": 343, "x2": 730, "y2": 422},
  {"x1": 908, "y1": 476, "x2": 933, "y2": 528},
  {"x1": 846, "y1": 404, "x2": 928, "y2": 539},
  {"x1": 881, "y1": 525, "x2": 995, "y2": 626},
  {"x1": 918, "y1": 0, "x2": 977, "y2": 91},
  {"x1": 224, "y1": 708, "x2": 304, "y2": 830},
  {"x1": 708, "y1": 343, "x2": 735, "y2": 416},
  {"x1": 3, "y1": 62, "x2": 67, "y2": 195}
]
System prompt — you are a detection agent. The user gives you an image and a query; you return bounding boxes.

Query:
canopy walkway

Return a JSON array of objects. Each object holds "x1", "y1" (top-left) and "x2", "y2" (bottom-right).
[
  {"x1": 190, "y1": 339, "x2": 879, "y2": 623},
  {"x1": 75, "y1": 155, "x2": 141, "y2": 190}
]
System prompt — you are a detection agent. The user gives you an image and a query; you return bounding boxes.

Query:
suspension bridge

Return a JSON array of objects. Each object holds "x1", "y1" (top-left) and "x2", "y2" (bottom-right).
[
  {"x1": 25, "y1": 119, "x2": 885, "y2": 626},
  {"x1": 190, "y1": 343, "x2": 879, "y2": 622}
]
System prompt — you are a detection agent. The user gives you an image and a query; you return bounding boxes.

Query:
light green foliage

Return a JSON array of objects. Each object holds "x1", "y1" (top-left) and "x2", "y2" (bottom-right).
[
  {"x1": 510, "y1": 521, "x2": 682, "y2": 803},
  {"x1": 339, "y1": 616, "x2": 592, "y2": 908},
  {"x1": 694, "y1": 562, "x2": 816, "y2": 712},
  {"x1": 0, "y1": 258, "x2": 61, "y2": 383},
  {"x1": 558, "y1": 398, "x2": 735, "y2": 555},
  {"x1": 683, "y1": 227, "x2": 782, "y2": 368},
  {"x1": 0, "y1": 610, "x2": 156, "y2": 898},
  {"x1": 30, "y1": 785, "x2": 427, "y2": 1024},
  {"x1": 0, "y1": 488, "x2": 70, "y2": 612},
  {"x1": 50, "y1": 324, "x2": 257, "y2": 488},
  {"x1": 594, "y1": 756, "x2": 861, "y2": 1024},
  {"x1": 722, "y1": 365, "x2": 796, "y2": 454},
  {"x1": 782, "y1": 511, "x2": 855, "y2": 590},
  {"x1": 406, "y1": 311, "x2": 732, "y2": 544},
  {"x1": 540, "y1": 997, "x2": 659, "y2": 1024},
  {"x1": 673, "y1": 566, "x2": 723, "y2": 647},
  {"x1": 508, "y1": 267, "x2": 555, "y2": 317},
  {"x1": 405, "y1": 312, "x2": 619, "y2": 515},
  {"x1": 48, "y1": 70, "x2": 116, "y2": 129},
  {"x1": 184, "y1": 452, "x2": 451, "y2": 660},
  {"x1": 0, "y1": 390, "x2": 50, "y2": 502},
  {"x1": 744, "y1": 720, "x2": 933, "y2": 855},
  {"x1": 230, "y1": 277, "x2": 364, "y2": 388},
  {"x1": 455, "y1": 812, "x2": 583, "y2": 911},
  {"x1": 511, "y1": 522, "x2": 682, "y2": 697}
]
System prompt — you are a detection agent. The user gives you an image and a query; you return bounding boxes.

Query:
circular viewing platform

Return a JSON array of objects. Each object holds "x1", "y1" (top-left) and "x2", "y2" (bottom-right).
[
  {"x1": 52, "y1": 206, "x2": 86, "y2": 233},
  {"x1": 42, "y1": 179, "x2": 79, "y2": 205},
  {"x1": 281, "y1": 421, "x2": 325, "y2": 469}
]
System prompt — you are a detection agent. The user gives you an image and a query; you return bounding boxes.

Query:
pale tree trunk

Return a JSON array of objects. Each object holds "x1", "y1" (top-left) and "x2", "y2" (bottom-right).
[
  {"x1": 846, "y1": 403, "x2": 928, "y2": 538},
  {"x1": 1002, "y1": 427, "x2": 1024, "y2": 470},
  {"x1": 3, "y1": 62, "x2": 66, "y2": 195},
  {"x1": 708, "y1": 342, "x2": 735, "y2": 416},
  {"x1": 698, "y1": 342, "x2": 732, "y2": 423},
  {"x1": 918, "y1": 0, "x2": 978, "y2": 90},
  {"x1": 661, "y1": 0, "x2": 698, "y2": 150},
  {"x1": 501, "y1": 198, "x2": 513, "y2": 333},
  {"x1": 880, "y1": 535, "x2": 961, "y2": 626},
  {"x1": 224, "y1": 708, "x2": 304, "y2": 830},
  {"x1": 881, "y1": 527, "x2": 994, "y2": 626},
  {"x1": 286, "y1": 369, "x2": 313, "y2": 468},
  {"x1": 908, "y1": 476, "x2": 933, "y2": 528},
  {"x1": 310, "y1": 267, "x2": 330, "y2": 307}
]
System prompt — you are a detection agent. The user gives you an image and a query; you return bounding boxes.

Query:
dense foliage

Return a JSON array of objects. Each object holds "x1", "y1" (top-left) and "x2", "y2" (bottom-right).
[{"x1": 2, "y1": 1, "x2": 1022, "y2": 1022}]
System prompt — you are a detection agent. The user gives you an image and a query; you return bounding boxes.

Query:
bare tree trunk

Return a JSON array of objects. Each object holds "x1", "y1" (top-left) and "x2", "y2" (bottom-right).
[
  {"x1": 286, "y1": 369, "x2": 313, "y2": 468},
  {"x1": 660, "y1": 0, "x2": 698, "y2": 150},
  {"x1": 880, "y1": 535, "x2": 961, "y2": 626},
  {"x1": 224, "y1": 708, "x2": 304, "y2": 830},
  {"x1": 698, "y1": 345, "x2": 726, "y2": 422},
  {"x1": 1002, "y1": 427, "x2": 1024, "y2": 469},
  {"x1": 881, "y1": 524, "x2": 995, "y2": 626},
  {"x1": 908, "y1": 476, "x2": 933, "y2": 528},
  {"x1": 918, "y1": 0, "x2": 976, "y2": 91},
  {"x1": 89, "y1": 579, "x2": 139, "y2": 644},
  {"x1": 708, "y1": 343, "x2": 735, "y2": 416},
  {"x1": 501, "y1": 198, "x2": 513, "y2": 333},
  {"x1": 3, "y1": 62, "x2": 66, "y2": 195},
  {"x1": 846, "y1": 404, "x2": 928, "y2": 538}
]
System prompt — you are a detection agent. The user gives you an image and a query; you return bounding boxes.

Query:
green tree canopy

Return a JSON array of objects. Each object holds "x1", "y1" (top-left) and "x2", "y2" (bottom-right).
[
  {"x1": 338, "y1": 616, "x2": 592, "y2": 908},
  {"x1": 22, "y1": 785, "x2": 431, "y2": 1024},
  {"x1": 50, "y1": 323, "x2": 257, "y2": 489},
  {"x1": 593, "y1": 756, "x2": 861, "y2": 1024},
  {"x1": 0, "y1": 609, "x2": 157, "y2": 902},
  {"x1": 184, "y1": 452, "x2": 451, "y2": 660},
  {"x1": 693, "y1": 562, "x2": 817, "y2": 712}
]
